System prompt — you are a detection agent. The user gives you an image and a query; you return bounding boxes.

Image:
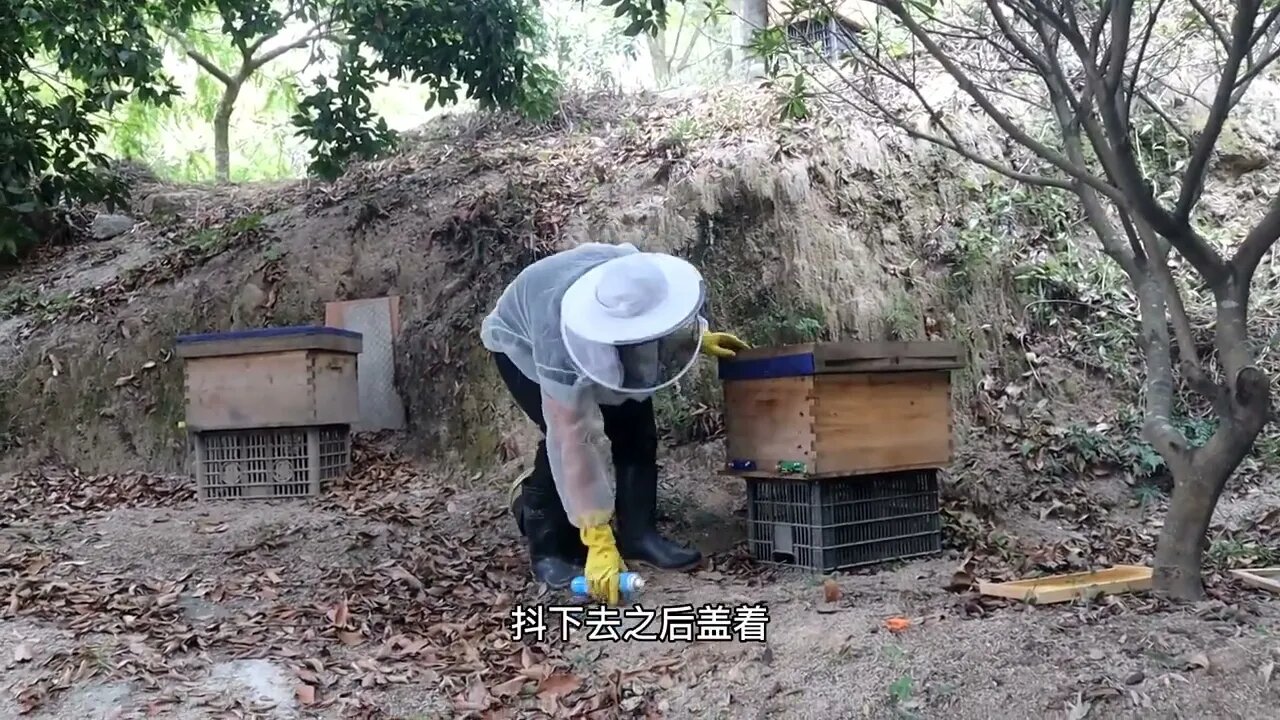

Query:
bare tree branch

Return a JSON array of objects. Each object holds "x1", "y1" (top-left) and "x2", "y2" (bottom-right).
[
  {"x1": 873, "y1": 0, "x2": 1127, "y2": 205},
  {"x1": 1248, "y1": 3, "x2": 1280, "y2": 46},
  {"x1": 1232, "y1": 193, "x2": 1280, "y2": 281},
  {"x1": 1128, "y1": 216, "x2": 1231, "y2": 413},
  {"x1": 1135, "y1": 271, "x2": 1186, "y2": 456},
  {"x1": 1188, "y1": 0, "x2": 1232, "y2": 52},
  {"x1": 1104, "y1": 0, "x2": 1133, "y2": 111},
  {"x1": 246, "y1": 27, "x2": 335, "y2": 74},
  {"x1": 793, "y1": 43, "x2": 1078, "y2": 190},
  {"x1": 1132, "y1": 87, "x2": 1194, "y2": 144},
  {"x1": 1124, "y1": 0, "x2": 1169, "y2": 125},
  {"x1": 162, "y1": 28, "x2": 235, "y2": 86},
  {"x1": 1176, "y1": 3, "x2": 1262, "y2": 222}
]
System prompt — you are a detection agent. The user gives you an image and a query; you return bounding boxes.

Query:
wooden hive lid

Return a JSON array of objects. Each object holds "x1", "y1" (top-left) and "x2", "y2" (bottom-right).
[
  {"x1": 718, "y1": 340, "x2": 962, "y2": 381},
  {"x1": 176, "y1": 325, "x2": 364, "y2": 359}
]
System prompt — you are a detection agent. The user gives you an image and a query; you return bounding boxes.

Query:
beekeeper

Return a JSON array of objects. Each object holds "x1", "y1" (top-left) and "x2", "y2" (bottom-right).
[{"x1": 479, "y1": 242, "x2": 747, "y2": 605}]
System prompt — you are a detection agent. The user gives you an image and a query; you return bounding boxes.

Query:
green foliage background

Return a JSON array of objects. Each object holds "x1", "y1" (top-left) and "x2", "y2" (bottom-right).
[{"x1": 0, "y1": 0, "x2": 683, "y2": 260}]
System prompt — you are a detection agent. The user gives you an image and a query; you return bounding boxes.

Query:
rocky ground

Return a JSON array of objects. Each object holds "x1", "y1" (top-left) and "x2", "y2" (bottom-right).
[{"x1": 2, "y1": 435, "x2": 1278, "y2": 720}]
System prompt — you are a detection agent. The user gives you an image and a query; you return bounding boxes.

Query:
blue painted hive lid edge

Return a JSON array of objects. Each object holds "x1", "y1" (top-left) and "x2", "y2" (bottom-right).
[
  {"x1": 717, "y1": 352, "x2": 817, "y2": 380},
  {"x1": 176, "y1": 325, "x2": 363, "y2": 344}
]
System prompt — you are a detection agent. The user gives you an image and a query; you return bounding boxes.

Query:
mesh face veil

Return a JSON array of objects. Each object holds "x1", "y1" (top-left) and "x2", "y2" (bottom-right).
[
  {"x1": 563, "y1": 311, "x2": 703, "y2": 394},
  {"x1": 559, "y1": 250, "x2": 707, "y2": 396}
]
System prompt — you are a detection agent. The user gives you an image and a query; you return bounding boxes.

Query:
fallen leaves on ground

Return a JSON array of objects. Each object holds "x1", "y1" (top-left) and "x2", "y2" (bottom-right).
[
  {"x1": 0, "y1": 463, "x2": 194, "y2": 525},
  {"x1": 0, "y1": 439, "x2": 654, "y2": 717}
]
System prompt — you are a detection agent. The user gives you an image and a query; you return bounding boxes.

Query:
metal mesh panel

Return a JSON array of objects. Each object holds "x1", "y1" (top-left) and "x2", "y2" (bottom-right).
[
  {"x1": 195, "y1": 425, "x2": 351, "y2": 500},
  {"x1": 746, "y1": 469, "x2": 942, "y2": 572}
]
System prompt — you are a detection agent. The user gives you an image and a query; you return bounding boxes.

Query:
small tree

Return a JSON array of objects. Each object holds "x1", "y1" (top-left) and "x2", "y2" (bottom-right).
[
  {"x1": 163, "y1": 0, "x2": 559, "y2": 182},
  {"x1": 756, "y1": 0, "x2": 1280, "y2": 599},
  {"x1": 644, "y1": 0, "x2": 733, "y2": 87},
  {"x1": 1, "y1": 0, "x2": 557, "y2": 247},
  {"x1": 161, "y1": 1, "x2": 342, "y2": 183}
]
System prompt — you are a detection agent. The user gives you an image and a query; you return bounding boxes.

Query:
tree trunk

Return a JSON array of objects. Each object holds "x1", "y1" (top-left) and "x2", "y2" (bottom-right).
[
  {"x1": 213, "y1": 80, "x2": 244, "y2": 184},
  {"x1": 1153, "y1": 456, "x2": 1232, "y2": 600},
  {"x1": 1153, "y1": 367, "x2": 1270, "y2": 600},
  {"x1": 734, "y1": 0, "x2": 768, "y2": 79},
  {"x1": 648, "y1": 32, "x2": 672, "y2": 88}
]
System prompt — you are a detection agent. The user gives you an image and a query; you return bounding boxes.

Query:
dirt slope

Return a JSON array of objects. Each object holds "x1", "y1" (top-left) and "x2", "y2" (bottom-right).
[{"x1": 0, "y1": 85, "x2": 1080, "y2": 472}]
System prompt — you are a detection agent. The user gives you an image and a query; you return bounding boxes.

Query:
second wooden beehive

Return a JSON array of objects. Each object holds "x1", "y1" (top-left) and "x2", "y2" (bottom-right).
[{"x1": 718, "y1": 340, "x2": 961, "y2": 478}]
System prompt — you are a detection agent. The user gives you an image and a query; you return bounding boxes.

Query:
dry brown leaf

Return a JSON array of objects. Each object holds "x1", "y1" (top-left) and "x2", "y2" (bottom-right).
[
  {"x1": 295, "y1": 684, "x2": 316, "y2": 705},
  {"x1": 385, "y1": 565, "x2": 424, "y2": 590},
  {"x1": 491, "y1": 676, "x2": 528, "y2": 697},
  {"x1": 520, "y1": 663, "x2": 552, "y2": 681},
  {"x1": 538, "y1": 672, "x2": 583, "y2": 699},
  {"x1": 1066, "y1": 699, "x2": 1092, "y2": 720},
  {"x1": 12, "y1": 643, "x2": 33, "y2": 663},
  {"x1": 329, "y1": 599, "x2": 350, "y2": 627},
  {"x1": 1186, "y1": 653, "x2": 1211, "y2": 671},
  {"x1": 337, "y1": 631, "x2": 363, "y2": 646},
  {"x1": 455, "y1": 682, "x2": 494, "y2": 711},
  {"x1": 945, "y1": 570, "x2": 975, "y2": 592},
  {"x1": 537, "y1": 693, "x2": 561, "y2": 715},
  {"x1": 822, "y1": 578, "x2": 842, "y2": 603}
]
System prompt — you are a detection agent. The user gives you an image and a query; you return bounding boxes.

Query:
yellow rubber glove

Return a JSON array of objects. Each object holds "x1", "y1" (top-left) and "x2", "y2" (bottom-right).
[
  {"x1": 580, "y1": 524, "x2": 627, "y2": 605},
  {"x1": 701, "y1": 331, "x2": 750, "y2": 359}
]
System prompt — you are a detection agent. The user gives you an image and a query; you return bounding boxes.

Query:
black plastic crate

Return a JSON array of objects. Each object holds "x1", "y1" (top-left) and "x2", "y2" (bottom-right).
[{"x1": 745, "y1": 469, "x2": 942, "y2": 572}]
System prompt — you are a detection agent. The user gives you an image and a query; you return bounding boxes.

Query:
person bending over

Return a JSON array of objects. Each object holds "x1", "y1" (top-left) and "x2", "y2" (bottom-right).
[{"x1": 479, "y1": 242, "x2": 747, "y2": 604}]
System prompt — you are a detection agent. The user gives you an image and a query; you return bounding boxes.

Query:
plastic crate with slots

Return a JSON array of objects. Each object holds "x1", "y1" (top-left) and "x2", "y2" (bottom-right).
[
  {"x1": 193, "y1": 424, "x2": 351, "y2": 500},
  {"x1": 745, "y1": 469, "x2": 942, "y2": 572}
]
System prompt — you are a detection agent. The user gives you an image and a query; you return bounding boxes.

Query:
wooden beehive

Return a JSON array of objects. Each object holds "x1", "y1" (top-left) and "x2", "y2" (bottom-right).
[
  {"x1": 718, "y1": 341, "x2": 961, "y2": 478},
  {"x1": 175, "y1": 326, "x2": 363, "y2": 431}
]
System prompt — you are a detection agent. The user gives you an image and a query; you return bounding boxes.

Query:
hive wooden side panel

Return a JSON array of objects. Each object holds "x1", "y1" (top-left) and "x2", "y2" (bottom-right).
[
  {"x1": 185, "y1": 350, "x2": 361, "y2": 430},
  {"x1": 308, "y1": 351, "x2": 361, "y2": 427},
  {"x1": 812, "y1": 370, "x2": 953, "y2": 475},
  {"x1": 185, "y1": 350, "x2": 314, "y2": 430},
  {"x1": 722, "y1": 376, "x2": 816, "y2": 471}
]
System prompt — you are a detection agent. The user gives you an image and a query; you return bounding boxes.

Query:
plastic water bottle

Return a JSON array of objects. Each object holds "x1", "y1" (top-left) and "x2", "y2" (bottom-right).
[{"x1": 571, "y1": 572, "x2": 645, "y2": 597}]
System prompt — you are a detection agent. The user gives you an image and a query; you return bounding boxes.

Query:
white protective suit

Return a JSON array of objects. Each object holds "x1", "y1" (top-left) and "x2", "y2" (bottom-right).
[{"x1": 479, "y1": 242, "x2": 706, "y2": 529}]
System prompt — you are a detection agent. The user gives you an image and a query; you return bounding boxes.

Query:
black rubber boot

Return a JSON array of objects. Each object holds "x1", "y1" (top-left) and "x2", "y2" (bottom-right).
[
  {"x1": 510, "y1": 474, "x2": 587, "y2": 565},
  {"x1": 614, "y1": 463, "x2": 702, "y2": 570},
  {"x1": 516, "y1": 468, "x2": 584, "y2": 587}
]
